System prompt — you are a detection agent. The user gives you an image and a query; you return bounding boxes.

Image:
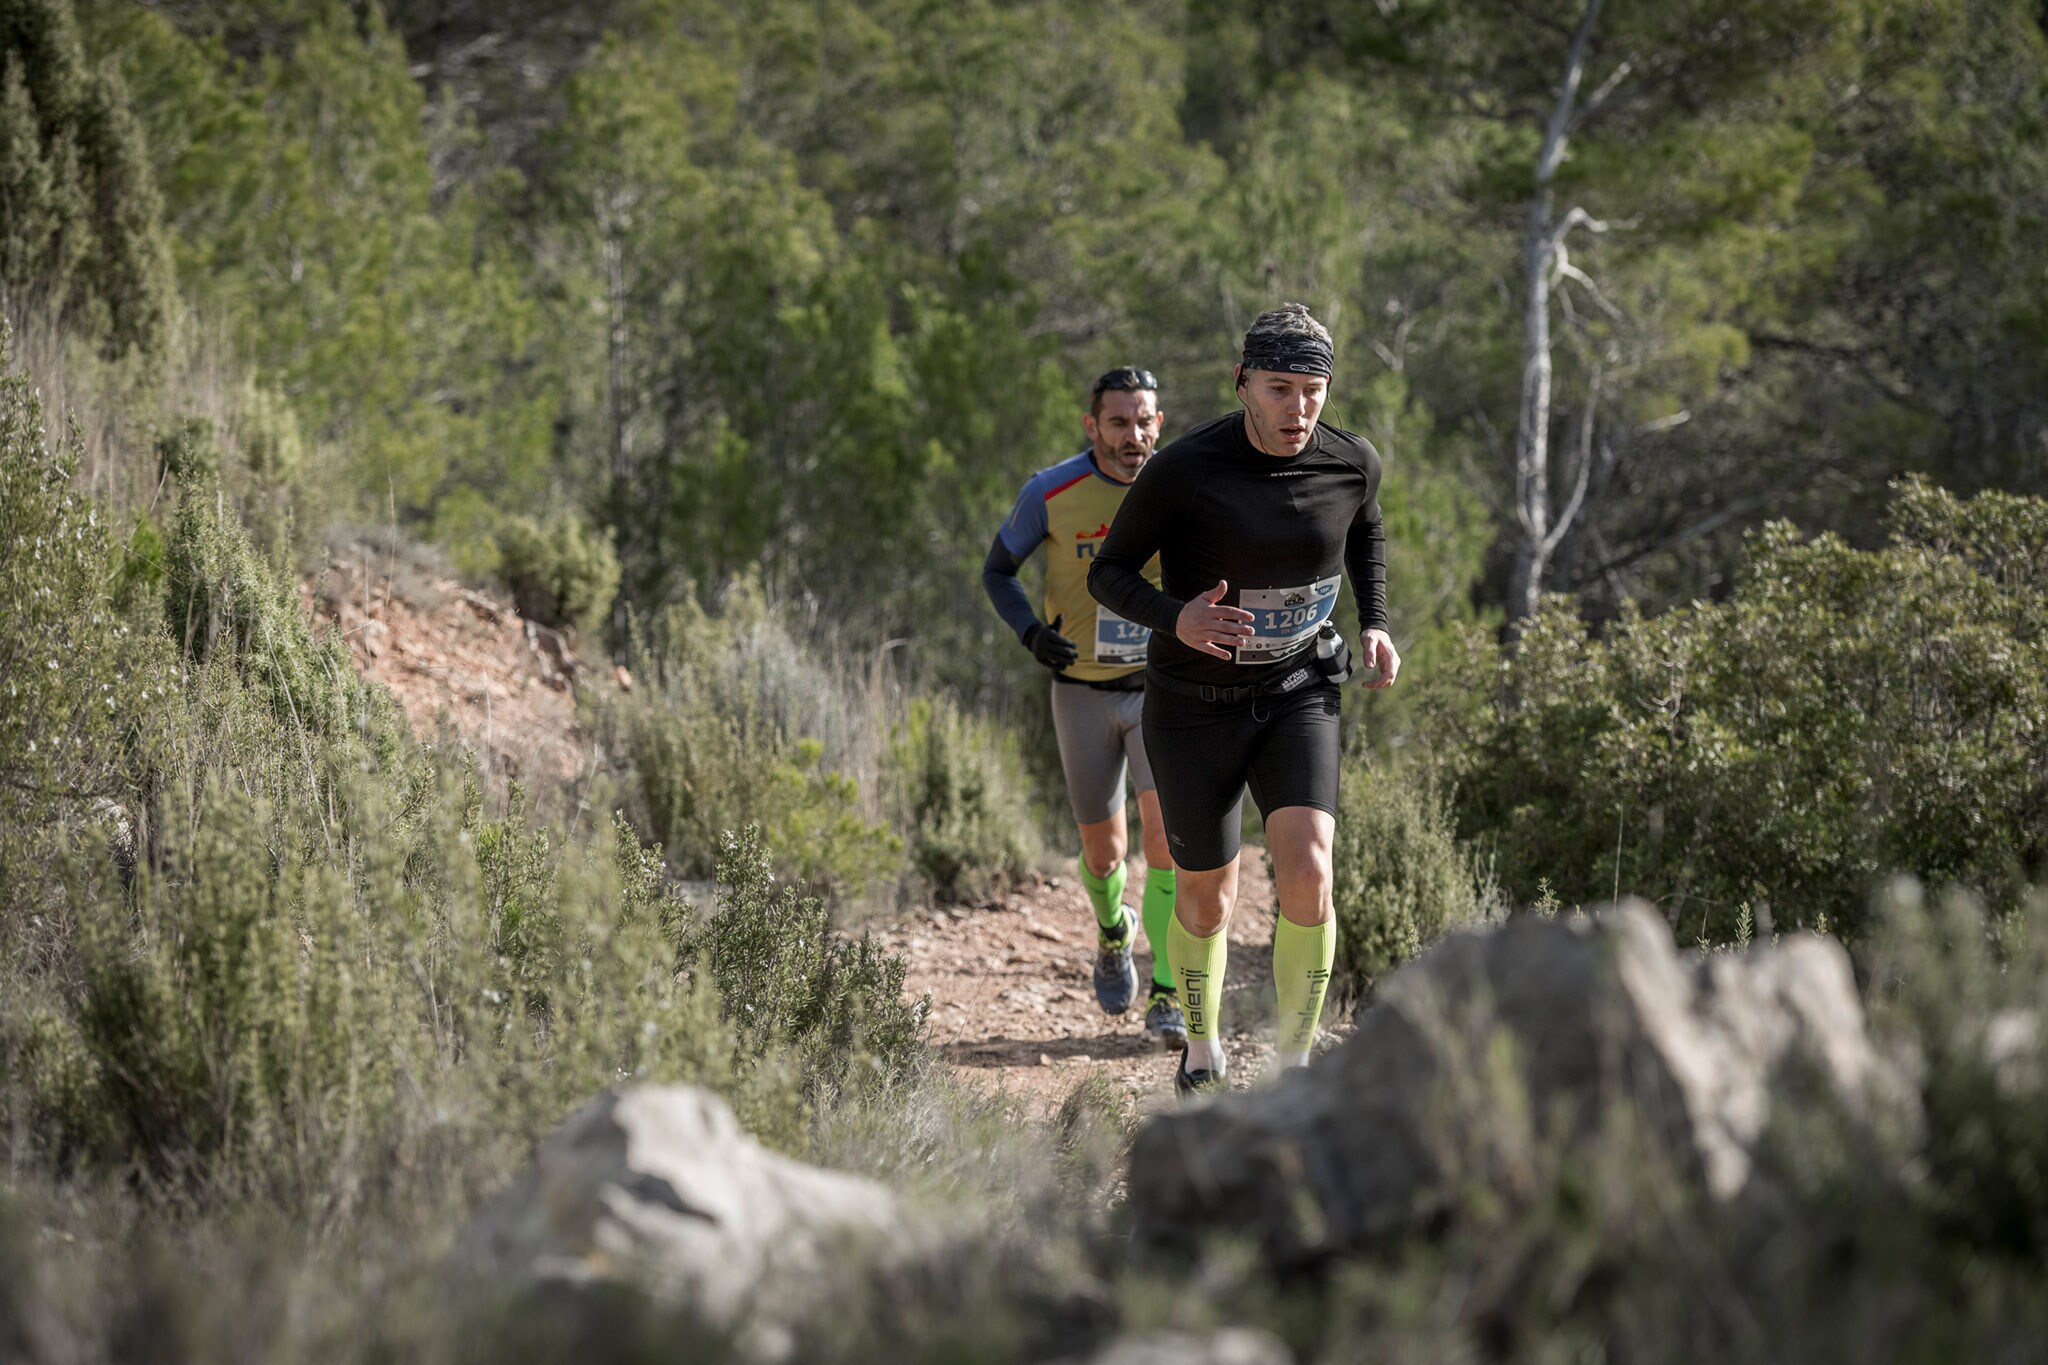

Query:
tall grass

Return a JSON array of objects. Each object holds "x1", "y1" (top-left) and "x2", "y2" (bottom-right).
[{"x1": 602, "y1": 573, "x2": 1040, "y2": 905}]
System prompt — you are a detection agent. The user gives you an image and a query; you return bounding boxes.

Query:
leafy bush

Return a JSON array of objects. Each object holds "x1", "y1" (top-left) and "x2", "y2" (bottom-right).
[
  {"x1": 1329, "y1": 758, "x2": 1493, "y2": 995},
  {"x1": 607, "y1": 581, "x2": 905, "y2": 895},
  {"x1": 0, "y1": 420, "x2": 932, "y2": 1210},
  {"x1": 887, "y1": 693, "x2": 1035, "y2": 904},
  {"x1": 677, "y1": 825, "x2": 927, "y2": 1125},
  {"x1": 1423, "y1": 479, "x2": 2048, "y2": 942},
  {"x1": 0, "y1": 352, "x2": 167, "y2": 920},
  {"x1": 496, "y1": 510, "x2": 621, "y2": 641},
  {"x1": 0, "y1": 0, "x2": 174, "y2": 360}
]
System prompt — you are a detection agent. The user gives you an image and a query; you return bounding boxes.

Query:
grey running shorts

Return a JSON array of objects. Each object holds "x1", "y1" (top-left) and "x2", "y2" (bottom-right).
[{"x1": 1049, "y1": 680, "x2": 1156, "y2": 825}]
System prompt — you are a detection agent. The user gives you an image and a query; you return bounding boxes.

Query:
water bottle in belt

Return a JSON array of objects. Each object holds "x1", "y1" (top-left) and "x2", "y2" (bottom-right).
[{"x1": 1314, "y1": 623, "x2": 1351, "y2": 685}]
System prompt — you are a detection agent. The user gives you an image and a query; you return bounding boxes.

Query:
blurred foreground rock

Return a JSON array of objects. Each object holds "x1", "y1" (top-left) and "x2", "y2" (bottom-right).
[
  {"x1": 1127, "y1": 901, "x2": 1914, "y2": 1268},
  {"x1": 1067, "y1": 1328, "x2": 1294, "y2": 1365},
  {"x1": 457, "y1": 1086, "x2": 900, "y2": 1351}
]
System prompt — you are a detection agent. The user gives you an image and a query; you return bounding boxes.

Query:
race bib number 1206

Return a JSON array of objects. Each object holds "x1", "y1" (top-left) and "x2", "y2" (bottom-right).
[{"x1": 1235, "y1": 576, "x2": 1339, "y2": 664}]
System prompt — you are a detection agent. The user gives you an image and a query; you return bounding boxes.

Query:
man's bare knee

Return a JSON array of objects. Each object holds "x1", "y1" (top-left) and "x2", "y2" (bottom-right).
[
  {"x1": 1172, "y1": 862, "x2": 1237, "y2": 937},
  {"x1": 1077, "y1": 813, "x2": 1129, "y2": 878}
]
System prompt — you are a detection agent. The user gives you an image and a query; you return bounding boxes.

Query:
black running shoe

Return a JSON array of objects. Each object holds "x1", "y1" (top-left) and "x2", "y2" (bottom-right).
[
  {"x1": 1174, "y1": 1051, "x2": 1226, "y2": 1100},
  {"x1": 1092, "y1": 906, "x2": 1138, "y2": 1015},
  {"x1": 1142, "y1": 988, "x2": 1188, "y2": 1051}
]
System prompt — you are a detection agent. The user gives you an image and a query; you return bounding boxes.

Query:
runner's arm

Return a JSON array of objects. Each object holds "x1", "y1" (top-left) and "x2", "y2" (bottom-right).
[
  {"x1": 1088, "y1": 468, "x2": 1183, "y2": 635},
  {"x1": 984, "y1": 481, "x2": 1052, "y2": 641},
  {"x1": 1345, "y1": 496, "x2": 1389, "y2": 636},
  {"x1": 981, "y1": 535, "x2": 1043, "y2": 641}
]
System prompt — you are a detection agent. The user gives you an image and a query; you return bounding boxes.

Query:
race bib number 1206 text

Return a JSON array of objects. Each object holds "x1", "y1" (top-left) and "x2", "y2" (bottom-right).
[{"x1": 1235, "y1": 576, "x2": 1339, "y2": 664}]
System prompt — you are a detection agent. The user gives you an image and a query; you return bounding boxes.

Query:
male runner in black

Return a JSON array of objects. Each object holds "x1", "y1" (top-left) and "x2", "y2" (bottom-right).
[{"x1": 1088, "y1": 303, "x2": 1400, "y2": 1094}]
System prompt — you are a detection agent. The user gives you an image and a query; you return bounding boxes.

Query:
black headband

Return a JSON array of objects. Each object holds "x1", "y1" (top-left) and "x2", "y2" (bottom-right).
[{"x1": 1239, "y1": 333, "x2": 1333, "y2": 378}]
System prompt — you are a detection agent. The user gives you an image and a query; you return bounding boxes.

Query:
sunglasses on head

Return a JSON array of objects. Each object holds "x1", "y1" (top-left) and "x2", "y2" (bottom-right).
[{"x1": 1091, "y1": 367, "x2": 1158, "y2": 399}]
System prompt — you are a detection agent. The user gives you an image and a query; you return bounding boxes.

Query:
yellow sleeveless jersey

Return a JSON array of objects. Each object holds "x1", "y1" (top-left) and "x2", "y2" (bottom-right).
[{"x1": 994, "y1": 450, "x2": 1164, "y2": 682}]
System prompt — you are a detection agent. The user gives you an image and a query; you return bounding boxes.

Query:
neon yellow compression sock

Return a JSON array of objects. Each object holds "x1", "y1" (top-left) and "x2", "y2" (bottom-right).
[
  {"x1": 1272, "y1": 915, "x2": 1335, "y2": 1062},
  {"x1": 1078, "y1": 857, "x2": 1128, "y2": 934},
  {"x1": 1167, "y1": 912, "x2": 1228, "y2": 1072},
  {"x1": 1140, "y1": 866, "x2": 1177, "y2": 989}
]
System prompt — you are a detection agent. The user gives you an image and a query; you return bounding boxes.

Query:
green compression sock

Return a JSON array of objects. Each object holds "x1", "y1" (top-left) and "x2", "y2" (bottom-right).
[
  {"x1": 1272, "y1": 916, "x2": 1336, "y2": 1055},
  {"x1": 1141, "y1": 865, "x2": 1177, "y2": 989},
  {"x1": 1167, "y1": 912, "x2": 1228, "y2": 1045},
  {"x1": 1078, "y1": 857, "x2": 1129, "y2": 934}
]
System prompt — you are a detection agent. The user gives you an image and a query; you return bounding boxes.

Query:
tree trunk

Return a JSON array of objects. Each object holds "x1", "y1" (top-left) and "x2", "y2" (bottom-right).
[{"x1": 1510, "y1": 0, "x2": 1603, "y2": 625}]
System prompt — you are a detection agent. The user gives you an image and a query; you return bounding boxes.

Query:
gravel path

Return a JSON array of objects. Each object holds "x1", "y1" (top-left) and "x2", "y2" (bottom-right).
[{"x1": 871, "y1": 852, "x2": 1336, "y2": 1117}]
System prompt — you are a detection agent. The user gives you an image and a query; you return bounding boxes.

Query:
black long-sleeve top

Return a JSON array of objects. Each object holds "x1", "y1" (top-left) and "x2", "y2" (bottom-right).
[{"x1": 1087, "y1": 411, "x2": 1387, "y2": 688}]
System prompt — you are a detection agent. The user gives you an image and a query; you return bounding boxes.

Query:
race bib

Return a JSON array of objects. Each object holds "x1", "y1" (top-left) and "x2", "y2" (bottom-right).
[
  {"x1": 1094, "y1": 606, "x2": 1151, "y2": 665},
  {"x1": 1236, "y1": 576, "x2": 1340, "y2": 664}
]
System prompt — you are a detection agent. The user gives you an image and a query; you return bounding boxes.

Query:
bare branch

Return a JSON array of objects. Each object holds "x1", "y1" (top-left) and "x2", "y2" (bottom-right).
[
  {"x1": 1572, "y1": 57, "x2": 1635, "y2": 129},
  {"x1": 1556, "y1": 261, "x2": 1626, "y2": 323},
  {"x1": 1543, "y1": 366, "x2": 1601, "y2": 556},
  {"x1": 1547, "y1": 205, "x2": 1611, "y2": 259},
  {"x1": 1583, "y1": 496, "x2": 1774, "y2": 579}
]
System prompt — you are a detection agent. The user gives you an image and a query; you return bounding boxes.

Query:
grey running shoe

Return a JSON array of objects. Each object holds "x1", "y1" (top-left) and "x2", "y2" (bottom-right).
[
  {"x1": 1092, "y1": 906, "x2": 1138, "y2": 1015},
  {"x1": 1142, "y1": 987, "x2": 1188, "y2": 1051},
  {"x1": 1174, "y1": 1051, "x2": 1226, "y2": 1100}
]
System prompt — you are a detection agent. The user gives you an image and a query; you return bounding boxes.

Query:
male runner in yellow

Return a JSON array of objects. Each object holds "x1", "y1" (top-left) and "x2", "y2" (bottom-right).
[{"x1": 983, "y1": 368, "x2": 1186, "y2": 1047}]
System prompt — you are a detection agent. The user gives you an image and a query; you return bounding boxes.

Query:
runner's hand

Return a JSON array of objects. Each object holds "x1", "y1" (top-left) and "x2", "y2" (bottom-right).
[
  {"x1": 1024, "y1": 615, "x2": 1079, "y2": 670},
  {"x1": 1176, "y1": 580, "x2": 1255, "y2": 661},
  {"x1": 1359, "y1": 628, "x2": 1401, "y2": 689}
]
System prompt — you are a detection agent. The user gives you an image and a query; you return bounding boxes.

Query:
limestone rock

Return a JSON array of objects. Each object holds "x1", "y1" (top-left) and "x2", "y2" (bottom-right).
[
  {"x1": 1063, "y1": 1328, "x2": 1294, "y2": 1365},
  {"x1": 458, "y1": 1085, "x2": 900, "y2": 1339},
  {"x1": 1126, "y1": 902, "x2": 1912, "y2": 1268}
]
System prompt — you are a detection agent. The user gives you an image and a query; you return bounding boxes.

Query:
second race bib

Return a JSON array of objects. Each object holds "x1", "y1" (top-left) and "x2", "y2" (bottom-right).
[
  {"x1": 1095, "y1": 606, "x2": 1151, "y2": 665},
  {"x1": 1236, "y1": 576, "x2": 1340, "y2": 664}
]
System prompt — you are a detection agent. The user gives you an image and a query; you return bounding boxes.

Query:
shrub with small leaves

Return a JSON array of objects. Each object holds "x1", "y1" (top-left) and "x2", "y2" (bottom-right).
[
  {"x1": 677, "y1": 825, "x2": 926, "y2": 1110},
  {"x1": 611, "y1": 589, "x2": 904, "y2": 895},
  {"x1": 0, "y1": 354, "x2": 167, "y2": 921},
  {"x1": 1329, "y1": 758, "x2": 1489, "y2": 996},
  {"x1": 888, "y1": 694, "x2": 1034, "y2": 904},
  {"x1": 1422, "y1": 479, "x2": 2048, "y2": 943},
  {"x1": 496, "y1": 510, "x2": 621, "y2": 642}
]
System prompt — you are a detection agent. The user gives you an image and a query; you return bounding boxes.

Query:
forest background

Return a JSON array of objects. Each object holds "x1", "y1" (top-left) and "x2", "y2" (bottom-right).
[
  {"x1": 22, "y1": 0, "x2": 2048, "y2": 722},
  {"x1": 4, "y1": 0, "x2": 2048, "y2": 1359}
]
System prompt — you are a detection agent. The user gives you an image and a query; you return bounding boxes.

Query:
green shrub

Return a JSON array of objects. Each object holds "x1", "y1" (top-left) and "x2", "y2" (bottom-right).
[
  {"x1": 675, "y1": 825, "x2": 927, "y2": 1126},
  {"x1": 1, "y1": 422, "x2": 932, "y2": 1206},
  {"x1": 162, "y1": 451, "x2": 402, "y2": 763},
  {"x1": 887, "y1": 693, "x2": 1035, "y2": 904},
  {"x1": 496, "y1": 510, "x2": 621, "y2": 642},
  {"x1": 0, "y1": 354, "x2": 166, "y2": 921},
  {"x1": 1861, "y1": 878, "x2": 2048, "y2": 1259},
  {"x1": 1423, "y1": 479, "x2": 2048, "y2": 943},
  {"x1": 1329, "y1": 759, "x2": 1491, "y2": 995},
  {"x1": 610, "y1": 585, "x2": 903, "y2": 895},
  {"x1": 0, "y1": 0, "x2": 175, "y2": 360}
]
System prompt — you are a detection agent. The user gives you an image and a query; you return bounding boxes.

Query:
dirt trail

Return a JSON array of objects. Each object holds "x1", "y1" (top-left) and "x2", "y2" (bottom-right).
[{"x1": 869, "y1": 853, "x2": 1322, "y2": 1117}]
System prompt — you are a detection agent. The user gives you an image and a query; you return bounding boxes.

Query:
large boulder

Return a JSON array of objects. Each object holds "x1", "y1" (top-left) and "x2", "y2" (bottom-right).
[
  {"x1": 1126, "y1": 902, "x2": 1912, "y2": 1268},
  {"x1": 457, "y1": 1085, "x2": 901, "y2": 1346}
]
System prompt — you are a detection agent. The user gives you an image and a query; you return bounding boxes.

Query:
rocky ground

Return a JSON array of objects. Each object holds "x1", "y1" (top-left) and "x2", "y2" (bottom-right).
[{"x1": 304, "y1": 532, "x2": 600, "y2": 788}]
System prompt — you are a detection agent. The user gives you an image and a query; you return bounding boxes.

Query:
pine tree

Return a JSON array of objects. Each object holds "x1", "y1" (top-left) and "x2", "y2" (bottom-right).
[{"x1": 0, "y1": 0, "x2": 172, "y2": 357}]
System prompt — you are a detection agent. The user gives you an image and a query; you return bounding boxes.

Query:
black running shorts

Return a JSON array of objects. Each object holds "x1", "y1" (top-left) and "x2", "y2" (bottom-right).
[{"x1": 1141, "y1": 678, "x2": 1342, "y2": 872}]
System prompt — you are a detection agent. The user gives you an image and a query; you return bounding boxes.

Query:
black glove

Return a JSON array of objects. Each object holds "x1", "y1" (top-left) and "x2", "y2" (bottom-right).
[{"x1": 1023, "y1": 614, "x2": 1079, "y2": 671}]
